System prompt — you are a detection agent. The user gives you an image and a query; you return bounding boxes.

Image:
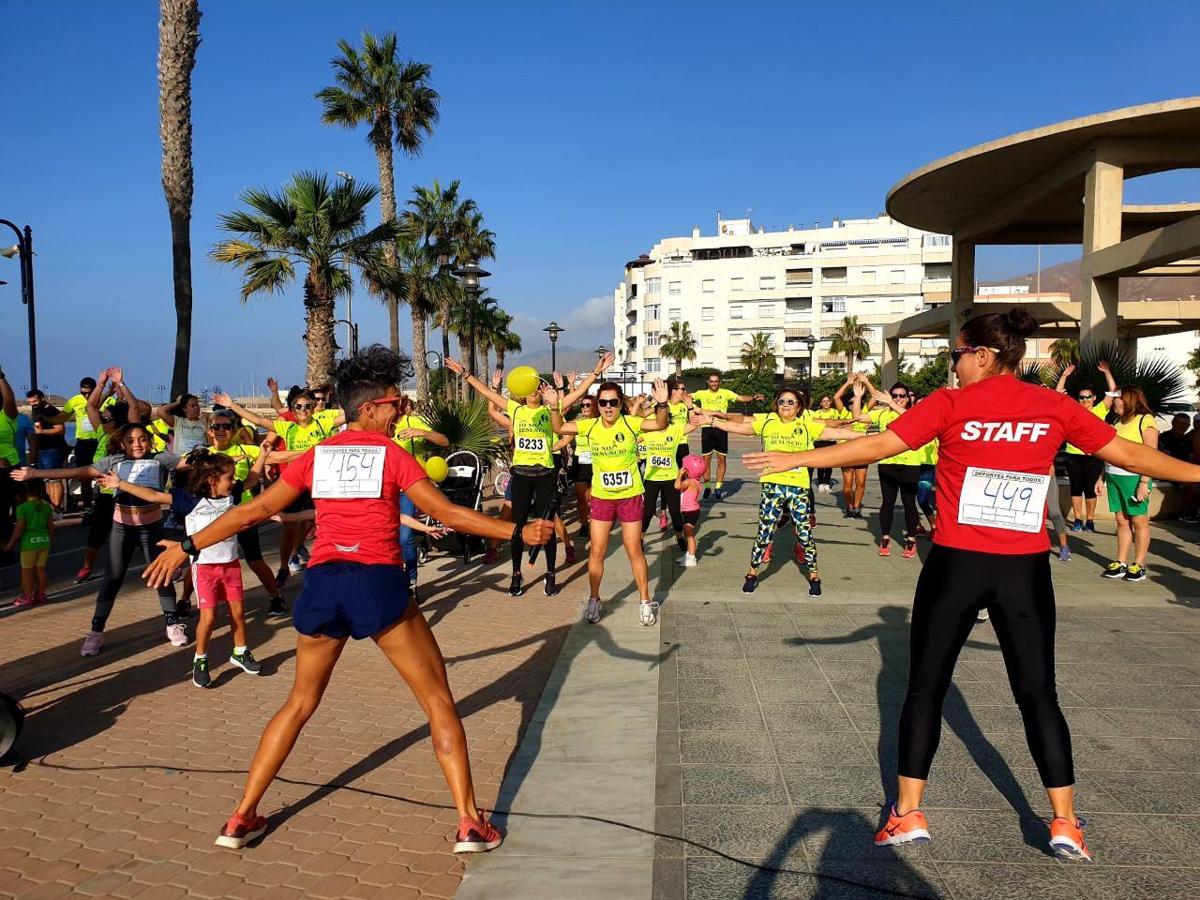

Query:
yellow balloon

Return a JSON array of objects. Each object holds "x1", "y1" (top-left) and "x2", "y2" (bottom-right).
[
  {"x1": 424, "y1": 456, "x2": 449, "y2": 483},
  {"x1": 506, "y1": 366, "x2": 540, "y2": 399}
]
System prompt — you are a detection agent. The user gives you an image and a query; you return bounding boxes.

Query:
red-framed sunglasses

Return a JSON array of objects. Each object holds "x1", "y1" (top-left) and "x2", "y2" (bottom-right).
[{"x1": 359, "y1": 395, "x2": 403, "y2": 409}]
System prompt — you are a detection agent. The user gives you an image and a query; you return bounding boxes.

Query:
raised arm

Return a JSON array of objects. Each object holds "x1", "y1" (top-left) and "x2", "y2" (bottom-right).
[
  {"x1": 637, "y1": 380, "x2": 672, "y2": 432},
  {"x1": 543, "y1": 386, "x2": 580, "y2": 435},
  {"x1": 487, "y1": 403, "x2": 514, "y2": 435},
  {"x1": 213, "y1": 393, "x2": 276, "y2": 431},
  {"x1": 562, "y1": 353, "x2": 615, "y2": 408},
  {"x1": 832, "y1": 377, "x2": 852, "y2": 413},
  {"x1": 1055, "y1": 363, "x2": 1075, "y2": 395},
  {"x1": 448, "y1": 358, "x2": 510, "y2": 409},
  {"x1": 109, "y1": 368, "x2": 143, "y2": 423},
  {"x1": 850, "y1": 375, "x2": 870, "y2": 423},
  {"x1": 85, "y1": 370, "x2": 111, "y2": 430},
  {"x1": 1097, "y1": 360, "x2": 1118, "y2": 397},
  {"x1": 266, "y1": 377, "x2": 286, "y2": 415},
  {"x1": 243, "y1": 439, "x2": 273, "y2": 492}
]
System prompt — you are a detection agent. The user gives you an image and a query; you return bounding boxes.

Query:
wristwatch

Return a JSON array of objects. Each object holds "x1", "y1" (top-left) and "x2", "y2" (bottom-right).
[{"x1": 180, "y1": 536, "x2": 201, "y2": 558}]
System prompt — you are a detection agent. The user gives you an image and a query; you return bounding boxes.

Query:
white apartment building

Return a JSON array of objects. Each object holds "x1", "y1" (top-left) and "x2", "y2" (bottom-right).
[{"x1": 613, "y1": 214, "x2": 953, "y2": 377}]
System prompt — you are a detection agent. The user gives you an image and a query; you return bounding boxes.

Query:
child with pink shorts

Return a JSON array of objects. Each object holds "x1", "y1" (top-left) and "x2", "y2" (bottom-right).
[
  {"x1": 675, "y1": 454, "x2": 705, "y2": 566},
  {"x1": 102, "y1": 444, "x2": 271, "y2": 688}
]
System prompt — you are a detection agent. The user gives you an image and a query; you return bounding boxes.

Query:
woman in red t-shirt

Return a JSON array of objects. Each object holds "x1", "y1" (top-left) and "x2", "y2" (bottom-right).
[
  {"x1": 146, "y1": 347, "x2": 554, "y2": 857},
  {"x1": 745, "y1": 308, "x2": 1200, "y2": 864}
]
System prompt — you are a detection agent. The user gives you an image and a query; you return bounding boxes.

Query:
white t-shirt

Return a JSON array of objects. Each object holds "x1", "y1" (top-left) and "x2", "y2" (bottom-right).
[
  {"x1": 172, "y1": 418, "x2": 209, "y2": 455},
  {"x1": 184, "y1": 495, "x2": 238, "y2": 564}
]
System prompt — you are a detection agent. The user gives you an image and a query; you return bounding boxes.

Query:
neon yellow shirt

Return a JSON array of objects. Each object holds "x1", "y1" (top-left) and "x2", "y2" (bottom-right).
[
  {"x1": 506, "y1": 399, "x2": 554, "y2": 468},
  {"x1": 0, "y1": 412, "x2": 18, "y2": 466},
  {"x1": 640, "y1": 423, "x2": 688, "y2": 482},
  {"x1": 668, "y1": 402, "x2": 691, "y2": 428},
  {"x1": 810, "y1": 408, "x2": 842, "y2": 421},
  {"x1": 273, "y1": 408, "x2": 339, "y2": 452},
  {"x1": 920, "y1": 439, "x2": 939, "y2": 466},
  {"x1": 63, "y1": 393, "x2": 114, "y2": 440},
  {"x1": 752, "y1": 413, "x2": 827, "y2": 487},
  {"x1": 95, "y1": 432, "x2": 115, "y2": 495},
  {"x1": 147, "y1": 418, "x2": 171, "y2": 453},
  {"x1": 576, "y1": 415, "x2": 647, "y2": 499},
  {"x1": 212, "y1": 442, "x2": 260, "y2": 504},
  {"x1": 393, "y1": 414, "x2": 435, "y2": 462},
  {"x1": 1065, "y1": 402, "x2": 1108, "y2": 455},
  {"x1": 869, "y1": 407, "x2": 923, "y2": 465},
  {"x1": 692, "y1": 388, "x2": 739, "y2": 414}
]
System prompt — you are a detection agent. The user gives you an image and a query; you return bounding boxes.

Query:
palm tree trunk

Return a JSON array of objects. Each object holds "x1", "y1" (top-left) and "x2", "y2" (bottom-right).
[
  {"x1": 158, "y1": 0, "x2": 201, "y2": 397},
  {"x1": 441, "y1": 322, "x2": 453, "y2": 400},
  {"x1": 496, "y1": 348, "x2": 506, "y2": 372},
  {"x1": 457, "y1": 335, "x2": 471, "y2": 402},
  {"x1": 373, "y1": 129, "x2": 401, "y2": 353},
  {"x1": 304, "y1": 275, "x2": 337, "y2": 387},
  {"x1": 412, "y1": 306, "x2": 429, "y2": 403}
]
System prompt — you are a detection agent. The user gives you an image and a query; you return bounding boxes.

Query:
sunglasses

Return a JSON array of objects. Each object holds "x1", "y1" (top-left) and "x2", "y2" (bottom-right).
[
  {"x1": 596, "y1": 398, "x2": 621, "y2": 408},
  {"x1": 776, "y1": 399, "x2": 798, "y2": 406},
  {"x1": 99, "y1": 416, "x2": 115, "y2": 424},
  {"x1": 293, "y1": 403, "x2": 314, "y2": 411},
  {"x1": 210, "y1": 423, "x2": 234, "y2": 431},
  {"x1": 950, "y1": 345, "x2": 999, "y2": 365},
  {"x1": 360, "y1": 395, "x2": 403, "y2": 409},
  {"x1": 891, "y1": 392, "x2": 909, "y2": 399},
  {"x1": 1078, "y1": 394, "x2": 1095, "y2": 401}
]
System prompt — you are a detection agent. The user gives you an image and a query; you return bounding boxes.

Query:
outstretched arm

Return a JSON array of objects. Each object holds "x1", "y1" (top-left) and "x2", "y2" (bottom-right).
[
  {"x1": 13, "y1": 463, "x2": 101, "y2": 482},
  {"x1": 745, "y1": 430, "x2": 908, "y2": 475},
  {"x1": 1094, "y1": 434, "x2": 1200, "y2": 484},
  {"x1": 1098, "y1": 360, "x2": 1118, "y2": 397},
  {"x1": 213, "y1": 393, "x2": 275, "y2": 431},
  {"x1": 1055, "y1": 363, "x2": 1075, "y2": 394},
  {"x1": 562, "y1": 353, "x2": 616, "y2": 408},
  {"x1": 691, "y1": 410, "x2": 756, "y2": 436},
  {"x1": 448, "y1": 358, "x2": 510, "y2": 409},
  {"x1": 97, "y1": 472, "x2": 171, "y2": 505}
]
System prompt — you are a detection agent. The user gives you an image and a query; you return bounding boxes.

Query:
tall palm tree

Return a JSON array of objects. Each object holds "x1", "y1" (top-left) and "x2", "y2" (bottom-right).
[
  {"x1": 158, "y1": 0, "x2": 202, "y2": 397},
  {"x1": 1048, "y1": 338, "x2": 1080, "y2": 368},
  {"x1": 828, "y1": 315, "x2": 871, "y2": 370},
  {"x1": 382, "y1": 233, "x2": 456, "y2": 402},
  {"x1": 492, "y1": 311, "x2": 522, "y2": 372},
  {"x1": 660, "y1": 321, "x2": 698, "y2": 376},
  {"x1": 212, "y1": 172, "x2": 396, "y2": 386},
  {"x1": 316, "y1": 32, "x2": 439, "y2": 353},
  {"x1": 740, "y1": 332, "x2": 776, "y2": 375}
]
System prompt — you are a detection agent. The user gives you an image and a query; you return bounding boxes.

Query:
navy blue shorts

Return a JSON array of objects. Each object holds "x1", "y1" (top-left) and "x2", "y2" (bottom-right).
[{"x1": 293, "y1": 562, "x2": 410, "y2": 640}]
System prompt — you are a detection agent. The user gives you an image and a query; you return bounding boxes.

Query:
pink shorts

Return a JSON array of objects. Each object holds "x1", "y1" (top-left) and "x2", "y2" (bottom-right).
[
  {"x1": 590, "y1": 494, "x2": 644, "y2": 524},
  {"x1": 192, "y1": 561, "x2": 245, "y2": 609}
]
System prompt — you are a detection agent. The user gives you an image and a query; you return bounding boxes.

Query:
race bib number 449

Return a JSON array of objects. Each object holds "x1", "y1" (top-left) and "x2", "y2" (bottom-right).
[
  {"x1": 958, "y1": 467, "x2": 1051, "y2": 533},
  {"x1": 599, "y1": 469, "x2": 633, "y2": 490},
  {"x1": 312, "y1": 445, "x2": 385, "y2": 498}
]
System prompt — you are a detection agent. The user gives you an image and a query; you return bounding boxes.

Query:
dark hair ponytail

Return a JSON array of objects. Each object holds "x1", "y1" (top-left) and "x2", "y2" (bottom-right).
[{"x1": 959, "y1": 308, "x2": 1037, "y2": 370}]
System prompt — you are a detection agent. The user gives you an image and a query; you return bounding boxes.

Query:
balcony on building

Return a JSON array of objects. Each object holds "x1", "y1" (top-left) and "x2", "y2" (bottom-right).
[{"x1": 784, "y1": 298, "x2": 813, "y2": 323}]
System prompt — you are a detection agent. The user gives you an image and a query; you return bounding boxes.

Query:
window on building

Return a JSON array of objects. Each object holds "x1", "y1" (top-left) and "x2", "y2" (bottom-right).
[
  {"x1": 923, "y1": 263, "x2": 951, "y2": 280},
  {"x1": 729, "y1": 332, "x2": 743, "y2": 346},
  {"x1": 786, "y1": 268, "x2": 813, "y2": 285},
  {"x1": 730, "y1": 304, "x2": 744, "y2": 319},
  {"x1": 922, "y1": 234, "x2": 952, "y2": 247},
  {"x1": 889, "y1": 269, "x2": 905, "y2": 284},
  {"x1": 646, "y1": 277, "x2": 661, "y2": 294},
  {"x1": 758, "y1": 303, "x2": 775, "y2": 318},
  {"x1": 702, "y1": 307, "x2": 714, "y2": 321},
  {"x1": 668, "y1": 308, "x2": 681, "y2": 322},
  {"x1": 860, "y1": 269, "x2": 877, "y2": 285},
  {"x1": 818, "y1": 361, "x2": 846, "y2": 375},
  {"x1": 646, "y1": 358, "x2": 661, "y2": 373},
  {"x1": 645, "y1": 304, "x2": 661, "y2": 319},
  {"x1": 730, "y1": 277, "x2": 744, "y2": 292},
  {"x1": 821, "y1": 297, "x2": 847, "y2": 314},
  {"x1": 701, "y1": 279, "x2": 715, "y2": 293},
  {"x1": 668, "y1": 281, "x2": 682, "y2": 295},
  {"x1": 822, "y1": 267, "x2": 847, "y2": 283},
  {"x1": 759, "y1": 276, "x2": 776, "y2": 290},
  {"x1": 701, "y1": 334, "x2": 714, "y2": 349},
  {"x1": 645, "y1": 332, "x2": 661, "y2": 347}
]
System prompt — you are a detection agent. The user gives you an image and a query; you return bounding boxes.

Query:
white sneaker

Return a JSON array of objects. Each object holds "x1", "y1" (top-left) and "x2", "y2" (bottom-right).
[
  {"x1": 166, "y1": 623, "x2": 189, "y2": 647},
  {"x1": 976, "y1": 608, "x2": 990, "y2": 624},
  {"x1": 639, "y1": 601, "x2": 660, "y2": 626},
  {"x1": 583, "y1": 598, "x2": 602, "y2": 624},
  {"x1": 682, "y1": 554, "x2": 697, "y2": 567}
]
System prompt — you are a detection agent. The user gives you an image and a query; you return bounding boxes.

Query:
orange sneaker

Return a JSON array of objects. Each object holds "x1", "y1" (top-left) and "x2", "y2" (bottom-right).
[
  {"x1": 878, "y1": 539, "x2": 891, "y2": 558},
  {"x1": 215, "y1": 811, "x2": 268, "y2": 849},
  {"x1": 1049, "y1": 816, "x2": 1092, "y2": 862},
  {"x1": 874, "y1": 803, "x2": 931, "y2": 847},
  {"x1": 454, "y1": 812, "x2": 503, "y2": 853}
]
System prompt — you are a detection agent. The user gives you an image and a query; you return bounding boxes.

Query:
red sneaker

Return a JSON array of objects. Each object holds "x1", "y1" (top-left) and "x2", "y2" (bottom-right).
[
  {"x1": 878, "y1": 540, "x2": 891, "y2": 558},
  {"x1": 11, "y1": 595, "x2": 35, "y2": 608},
  {"x1": 73, "y1": 567, "x2": 92, "y2": 584},
  {"x1": 483, "y1": 547, "x2": 498, "y2": 565},
  {"x1": 874, "y1": 803, "x2": 931, "y2": 847},
  {"x1": 215, "y1": 812, "x2": 268, "y2": 849},
  {"x1": 902, "y1": 539, "x2": 918, "y2": 559},
  {"x1": 454, "y1": 812, "x2": 503, "y2": 853},
  {"x1": 1049, "y1": 816, "x2": 1092, "y2": 862}
]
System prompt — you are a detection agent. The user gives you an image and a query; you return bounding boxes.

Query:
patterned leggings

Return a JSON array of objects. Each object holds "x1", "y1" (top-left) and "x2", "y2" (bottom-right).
[{"x1": 751, "y1": 482, "x2": 817, "y2": 575}]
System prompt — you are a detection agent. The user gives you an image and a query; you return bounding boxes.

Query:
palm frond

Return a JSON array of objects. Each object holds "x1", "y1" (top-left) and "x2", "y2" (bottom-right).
[
  {"x1": 240, "y1": 256, "x2": 295, "y2": 299},
  {"x1": 423, "y1": 395, "x2": 507, "y2": 461}
]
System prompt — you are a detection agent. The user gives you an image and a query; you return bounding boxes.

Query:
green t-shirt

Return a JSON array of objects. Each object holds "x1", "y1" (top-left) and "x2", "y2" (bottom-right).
[
  {"x1": 640, "y1": 423, "x2": 687, "y2": 482},
  {"x1": 0, "y1": 412, "x2": 17, "y2": 466},
  {"x1": 576, "y1": 415, "x2": 647, "y2": 500},
  {"x1": 752, "y1": 413, "x2": 826, "y2": 487},
  {"x1": 668, "y1": 402, "x2": 691, "y2": 428},
  {"x1": 393, "y1": 414, "x2": 435, "y2": 462},
  {"x1": 16, "y1": 499, "x2": 52, "y2": 551},
  {"x1": 692, "y1": 388, "x2": 739, "y2": 414},
  {"x1": 869, "y1": 408, "x2": 923, "y2": 466},
  {"x1": 273, "y1": 409, "x2": 340, "y2": 452},
  {"x1": 506, "y1": 399, "x2": 554, "y2": 469}
]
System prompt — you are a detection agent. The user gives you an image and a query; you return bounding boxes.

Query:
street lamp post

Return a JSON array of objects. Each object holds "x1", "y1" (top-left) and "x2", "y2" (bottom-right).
[
  {"x1": 452, "y1": 260, "x2": 491, "y2": 383},
  {"x1": 334, "y1": 319, "x2": 359, "y2": 355},
  {"x1": 0, "y1": 220, "x2": 37, "y2": 389},
  {"x1": 802, "y1": 334, "x2": 819, "y2": 396},
  {"x1": 543, "y1": 321, "x2": 565, "y2": 373}
]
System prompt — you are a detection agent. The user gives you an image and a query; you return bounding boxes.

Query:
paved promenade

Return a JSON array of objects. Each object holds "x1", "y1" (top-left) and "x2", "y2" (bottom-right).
[{"x1": 2, "y1": 436, "x2": 1199, "y2": 899}]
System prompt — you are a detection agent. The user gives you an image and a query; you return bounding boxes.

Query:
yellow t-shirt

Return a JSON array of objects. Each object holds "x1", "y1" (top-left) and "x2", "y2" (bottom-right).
[
  {"x1": 212, "y1": 442, "x2": 261, "y2": 504},
  {"x1": 506, "y1": 399, "x2": 554, "y2": 469},
  {"x1": 692, "y1": 388, "x2": 739, "y2": 414},
  {"x1": 393, "y1": 414, "x2": 435, "y2": 462},
  {"x1": 63, "y1": 393, "x2": 115, "y2": 440},
  {"x1": 273, "y1": 408, "x2": 339, "y2": 452},
  {"x1": 147, "y1": 418, "x2": 171, "y2": 453},
  {"x1": 576, "y1": 415, "x2": 647, "y2": 500},
  {"x1": 752, "y1": 413, "x2": 827, "y2": 487},
  {"x1": 920, "y1": 439, "x2": 939, "y2": 466},
  {"x1": 869, "y1": 407, "x2": 923, "y2": 466},
  {"x1": 668, "y1": 402, "x2": 691, "y2": 428},
  {"x1": 640, "y1": 424, "x2": 687, "y2": 482},
  {"x1": 1065, "y1": 402, "x2": 1108, "y2": 455}
]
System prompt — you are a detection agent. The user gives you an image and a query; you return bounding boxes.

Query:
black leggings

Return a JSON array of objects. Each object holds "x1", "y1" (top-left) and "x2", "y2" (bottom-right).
[
  {"x1": 814, "y1": 440, "x2": 836, "y2": 486},
  {"x1": 86, "y1": 493, "x2": 116, "y2": 551},
  {"x1": 92, "y1": 521, "x2": 179, "y2": 632},
  {"x1": 641, "y1": 479, "x2": 682, "y2": 533},
  {"x1": 899, "y1": 545, "x2": 1073, "y2": 788},
  {"x1": 1064, "y1": 454, "x2": 1104, "y2": 500},
  {"x1": 238, "y1": 525, "x2": 264, "y2": 563},
  {"x1": 509, "y1": 469, "x2": 557, "y2": 574},
  {"x1": 878, "y1": 463, "x2": 920, "y2": 539}
]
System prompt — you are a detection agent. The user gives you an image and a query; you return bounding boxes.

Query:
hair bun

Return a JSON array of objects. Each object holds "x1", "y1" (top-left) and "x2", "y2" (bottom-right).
[{"x1": 1003, "y1": 307, "x2": 1038, "y2": 339}]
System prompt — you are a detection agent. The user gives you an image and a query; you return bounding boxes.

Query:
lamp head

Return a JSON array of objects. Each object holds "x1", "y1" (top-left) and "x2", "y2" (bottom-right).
[{"x1": 0, "y1": 245, "x2": 19, "y2": 260}]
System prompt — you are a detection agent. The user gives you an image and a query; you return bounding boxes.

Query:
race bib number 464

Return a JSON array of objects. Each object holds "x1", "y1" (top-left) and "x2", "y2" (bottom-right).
[
  {"x1": 958, "y1": 467, "x2": 1051, "y2": 533},
  {"x1": 312, "y1": 445, "x2": 385, "y2": 498}
]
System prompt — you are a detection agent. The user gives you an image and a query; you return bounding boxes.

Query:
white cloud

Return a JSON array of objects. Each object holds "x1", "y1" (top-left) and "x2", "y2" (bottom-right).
[{"x1": 510, "y1": 294, "x2": 615, "y2": 356}]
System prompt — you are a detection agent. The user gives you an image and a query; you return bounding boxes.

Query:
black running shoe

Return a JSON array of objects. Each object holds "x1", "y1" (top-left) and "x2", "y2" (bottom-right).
[
  {"x1": 267, "y1": 596, "x2": 288, "y2": 618},
  {"x1": 509, "y1": 573, "x2": 524, "y2": 597},
  {"x1": 808, "y1": 578, "x2": 823, "y2": 597},
  {"x1": 229, "y1": 649, "x2": 262, "y2": 675},
  {"x1": 742, "y1": 574, "x2": 759, "y2": 593},
  {"x1": 192, "y1": 657, "x2": 212, "y2": 689},
  {"x1": 544, "y1": 573, "x2": 558, "y2": 596},
  {"x1": 702, "y1": 486, "x2": 712, "y2": 500}
]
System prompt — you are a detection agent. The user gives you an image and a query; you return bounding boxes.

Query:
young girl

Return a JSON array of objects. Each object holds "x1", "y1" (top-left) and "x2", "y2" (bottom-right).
[
  {"x1": 4, "y1": 481, "x2": 54, "y2": 608},
  {"x1": 102, "y1": 444, "x2": 272, "y2": 687},
  {"x1": 675, "y1": 455, "x2": 705, "y2": 566}
]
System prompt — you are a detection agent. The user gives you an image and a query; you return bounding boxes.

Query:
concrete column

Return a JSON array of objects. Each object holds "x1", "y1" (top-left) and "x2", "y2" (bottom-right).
[
  {"x1": 1081, "y1": 157, "x2": 1124, "y2": 344},
  {"x1": 949, "y1": 238, "x2": 975, "y2": 385},
  {"x1": 881, "y1": 335, "x2": 901, "y2": 386}
]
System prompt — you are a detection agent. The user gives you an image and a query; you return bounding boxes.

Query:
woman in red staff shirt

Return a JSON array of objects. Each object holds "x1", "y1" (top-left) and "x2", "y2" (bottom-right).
[
  {"x1": 145, "y1": 347, "x2": 553, "y2": 856},
  {"x1": 744, "y1": 308, "x2": 1200, "y2": 864}
]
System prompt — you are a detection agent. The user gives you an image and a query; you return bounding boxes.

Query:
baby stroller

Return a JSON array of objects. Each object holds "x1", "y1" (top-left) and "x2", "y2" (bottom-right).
[{"x1": 422, "y1": 449, "x2": 487, "y2": 565}]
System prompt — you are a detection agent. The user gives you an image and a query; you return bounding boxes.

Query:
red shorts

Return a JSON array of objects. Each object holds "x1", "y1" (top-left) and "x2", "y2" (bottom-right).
[
  {"x1": 590, "y1": 494, "x2": 644, "y2": 524},
  {"x1": 192, "y1": 561, "x2": 245, "y2": 609}
]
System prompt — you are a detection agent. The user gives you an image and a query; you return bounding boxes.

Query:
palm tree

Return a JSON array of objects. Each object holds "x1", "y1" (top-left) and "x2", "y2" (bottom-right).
[
  {"x1": 828, "y1": 315, "x2": 871, "y2": 370},
  {"x1": 492, "y1": 311, "x2": 522, "y2": 372},
  {"x1": 158, "y1": 0, "x2": 202, "y2": 397},
  {"x1": 1048, "y1": 338, "x2": 1080, "y2": 368},
  {"x1": 660, "y1": 321, "x2": 698, "y2": 375},
  {"x1": 316, "y1": 32, "x2": 439, "y2": 353},
  {"x1": 212, "y1": 171, "x2": 397, "y2": 386},
  {"x1": 740, "y1": 332, "x2": 776, "y2": 376}
]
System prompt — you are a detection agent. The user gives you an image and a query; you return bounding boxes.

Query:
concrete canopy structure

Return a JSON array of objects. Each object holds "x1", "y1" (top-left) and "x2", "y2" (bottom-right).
[{"x1": 881, "y1": 97, "x2": 1200, "y2": 383}]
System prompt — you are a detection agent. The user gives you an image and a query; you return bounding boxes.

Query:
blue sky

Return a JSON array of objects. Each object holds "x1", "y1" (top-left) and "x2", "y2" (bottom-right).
[{"x1": 2, "y1": 0, "x2": 1198, "y2": 395}]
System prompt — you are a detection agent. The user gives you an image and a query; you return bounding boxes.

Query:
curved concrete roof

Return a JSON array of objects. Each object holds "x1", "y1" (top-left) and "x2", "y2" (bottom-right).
[{"x1": 887, "y1": 97, "x2": 1200, "y2": 243}]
